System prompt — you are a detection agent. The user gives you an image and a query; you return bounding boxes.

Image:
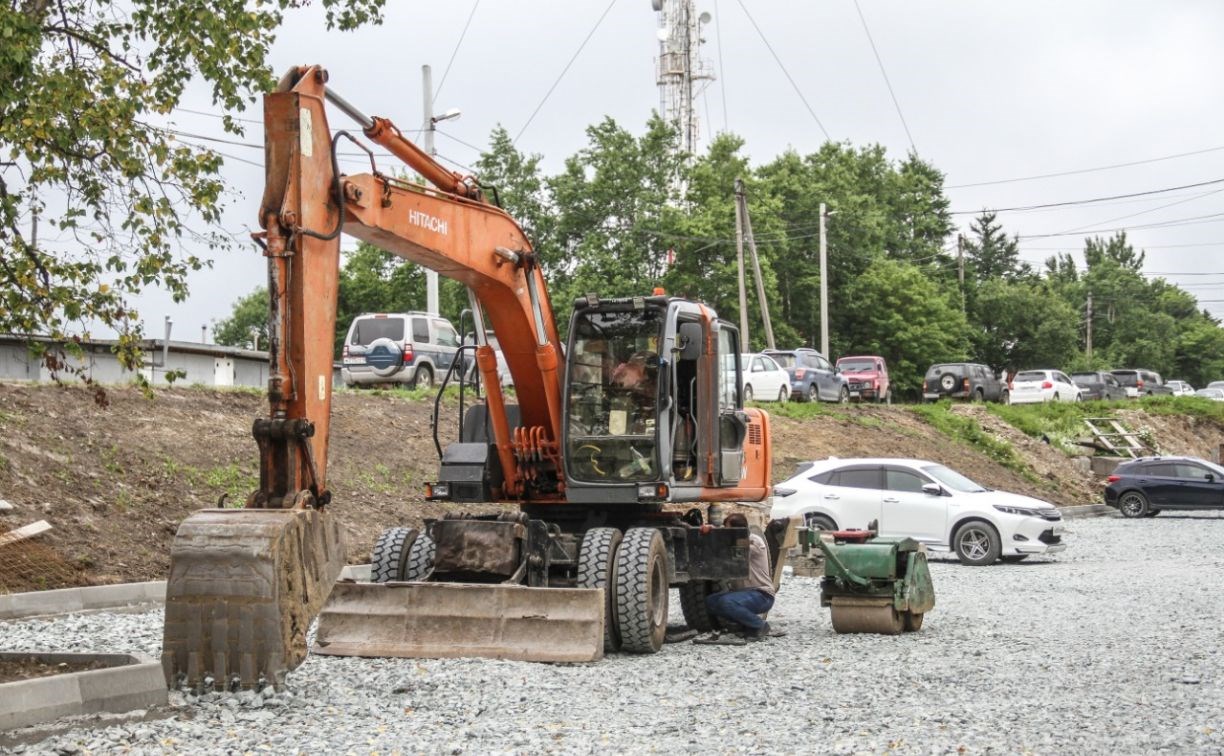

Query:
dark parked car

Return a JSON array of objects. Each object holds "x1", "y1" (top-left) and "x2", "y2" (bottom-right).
[
  {"x1": 922, "y1": 362, "x2": 1007, "y2": 403},
  {"x1": 764, "y1": 348, "x2": 849, "y2": 403},
  {"x1": 1071, "y1": 371, "x2": 1127, "y2": 401},
  {"x1": 1109, "y1": 369, "x2": 1174, "y2": 399},
  {"x1": 1104, "y1": 456, "x2": 1224, "y2": 517}
]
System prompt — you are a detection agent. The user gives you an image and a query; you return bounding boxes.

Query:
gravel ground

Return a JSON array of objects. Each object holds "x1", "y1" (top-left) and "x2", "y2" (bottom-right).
[{"x1": 4, "y1": 514, "x2": 1223, "y2": 754}]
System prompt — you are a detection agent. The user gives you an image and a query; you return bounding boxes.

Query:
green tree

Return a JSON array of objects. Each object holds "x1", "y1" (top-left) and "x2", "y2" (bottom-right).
[
  {"x1": 839, "y1": 258, "x2": 967, "y2": 398},
  {"x1": 213, "y1": 287, "x2": 268, "y2": 349},
  {"x1": 969, "y1": 279, "x2": 1079, "y2": 374},
  {"x1": 0, "y1": 1, "x2": 383, "y2": 376},
  {"x1": 962, "y1": 211, "x2": 1029, "y2": 283}
]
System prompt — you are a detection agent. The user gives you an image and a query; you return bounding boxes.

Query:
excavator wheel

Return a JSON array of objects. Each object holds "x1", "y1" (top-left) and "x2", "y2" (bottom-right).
[
  {"x1": 162, "y1": 505, "x2": 347, "y2": 690},
  {"x1": 371, "y1": 527, "x2": 418, "y2": 583},
  {"x1": 577, "y1": 527, "x2": 622, "y2": 652},
  {"x1": 828, "y1": 599, "x2": 904, "y2": 635},
  {"x1": 615, "y1": 528, "x2": 669, "y2": 653},
  {"x1": 403, "y1": 532, "x2": 435, "y2": 581},
  {"x1": 678, "y1": 580, "x2": 721, "y2": 633}
]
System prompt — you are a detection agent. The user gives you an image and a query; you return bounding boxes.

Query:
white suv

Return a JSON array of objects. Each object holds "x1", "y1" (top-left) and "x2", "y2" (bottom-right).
[
  {"x1": 770, "y1": 458, "x2": 1067, "y2": 565},
  {"x1": 341, "y1": 312, "x2": 462, "y2": 389},
  {"x1": 1008, "y1": 369, "x2": 1082, "y2": 404}
]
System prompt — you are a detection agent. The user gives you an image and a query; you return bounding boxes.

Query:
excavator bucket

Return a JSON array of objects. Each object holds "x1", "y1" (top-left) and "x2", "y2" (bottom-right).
[
  {"x1": 162, "y1": 508, "x2": 347, "y2": 689},
  {"x1": 313, "y1": 582, "x2": 604, "y2": 663}
]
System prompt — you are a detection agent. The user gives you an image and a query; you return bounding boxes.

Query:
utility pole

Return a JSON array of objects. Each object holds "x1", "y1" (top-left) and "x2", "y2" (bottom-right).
[
  {"x1": 957, "y1": 233, "x2": 965, "y2": 308},
  {"x1": 421, "y1": 65, "x2": 440, "y2": 316},
  {"x1": 734, "y1": 179, "x2": 750, "y2": 349},
  {"x1": 819, "y1": 203, "x2": 830, "y2": 358},
  {"x1": 1086, "y1": 291, "x2": 1093, "y2": 363},
  {"x1": 736, "y1": 179, "x2": 775, "y2": 350}
]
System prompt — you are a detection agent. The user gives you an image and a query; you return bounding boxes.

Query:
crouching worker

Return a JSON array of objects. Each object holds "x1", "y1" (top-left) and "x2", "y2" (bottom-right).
[{"x1": 705, "y1": 513, "x2": 775, "y2": 641}]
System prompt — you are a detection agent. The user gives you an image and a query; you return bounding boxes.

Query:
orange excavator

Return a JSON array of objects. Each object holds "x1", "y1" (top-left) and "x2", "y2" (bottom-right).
[{"x1": 162, "y1": 65, "x2": 792, "y2": 690}]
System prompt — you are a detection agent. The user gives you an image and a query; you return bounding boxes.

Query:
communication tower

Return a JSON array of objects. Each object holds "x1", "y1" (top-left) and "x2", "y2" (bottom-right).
[{"x1": 652, "y1": 0, "x2": 715, "y2": 156}]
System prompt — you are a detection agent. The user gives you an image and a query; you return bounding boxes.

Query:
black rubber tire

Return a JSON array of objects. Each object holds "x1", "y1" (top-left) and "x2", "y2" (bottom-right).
[
  {"x1": 577, "y1": 527, "x2": 623, "y2": 652},
  {"x1": 974, "y1": 388, "x2": 984, "y2": 402},
  {"x1": 1118, "y1": 491, "x2": 1149, "y2": 519},
  {"x1": 1145, "y1": 509, "x2": 1161, "y2": 518},
  {"x1": 743, "y1": 384, "x2": 754, "y2": 403},
  {"x1": 403, "y1": 532, "x2": 435, "y2": 581},
  {"x1": 1002, "y1": 390, "x2": 1011, "y2": 405},
  {"x1": 952, "y1": 520, "x2": 1001, "y2": 566},
  {"x1": 804, "y1": 512, "x2": 837, "y2": 531},
  {"x1": 806, "y1": 384, "x2": 819, "y2": 403},
  {"x1": 1000, "y1": 554, "x2": 1029, "y2": 563},
  {"x1": 939, "y1": 373, "x2": 958, "y2": 393},
  {"x1": 615, "y1": 528, "x2": 669, "y2": 653},
  {"x1": 371, "y1": 526, "x2": 417, "y2": 583},
  {"x1": 412, "y1": 364, "x2": 434, "y2": 389},
  {"x1": 678, "y1": 580, "x2": 721, "y2": 633},
  {"x1": 778, "y1": 386, "x2": 789, "y2": 403},
  {"x1": 838, "y1": 387, "x2": 849, "y2": 404}
]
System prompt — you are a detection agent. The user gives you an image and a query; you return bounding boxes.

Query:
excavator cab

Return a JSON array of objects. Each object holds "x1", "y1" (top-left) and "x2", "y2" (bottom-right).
[{"x1": 562, "y1": 295, "x2": 759, "y2": 504}]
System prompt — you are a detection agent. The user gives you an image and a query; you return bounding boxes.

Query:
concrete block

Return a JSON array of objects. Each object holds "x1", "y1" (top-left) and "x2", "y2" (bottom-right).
[
  {"x1": 0, "y1": 652, "x2": 166, "y2": 732},
  {"x1": 0, "y1": 581, "x2": 166, "y2": 621},
  {"x1": 339, "y1": 563, "x2": 372, "y2": 582},
  {"x1": 1090, "y1": 456, "x2": 1127, "y2": 476},
  {"x1": 0, "y1": 499, "x2": 14, "y2": 512}
]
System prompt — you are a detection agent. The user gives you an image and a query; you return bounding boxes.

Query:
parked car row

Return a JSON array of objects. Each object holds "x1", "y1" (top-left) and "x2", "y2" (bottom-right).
[
  {"x1": 921, "y1": 362, "x2": 1202, "y2": 404},
  {"x1": 730, "y1": 348, "x2": 894, "y2": 405}
]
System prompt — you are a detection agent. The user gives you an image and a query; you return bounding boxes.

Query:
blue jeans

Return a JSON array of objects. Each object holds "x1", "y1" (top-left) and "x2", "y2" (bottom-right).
[{"x1": 705, "y1": 589, "x2": 774, "y2": 631}]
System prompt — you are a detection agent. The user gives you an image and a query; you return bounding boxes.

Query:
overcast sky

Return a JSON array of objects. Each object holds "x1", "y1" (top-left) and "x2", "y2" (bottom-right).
[{"x1": 121, "y1": 0, "x2": 1224, "y2": 341}]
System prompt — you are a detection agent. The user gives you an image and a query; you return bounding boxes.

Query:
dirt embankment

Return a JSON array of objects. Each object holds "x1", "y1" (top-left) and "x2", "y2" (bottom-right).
[{"x1": 0, "y1": 383, "x2": 1220, "y2": 590}]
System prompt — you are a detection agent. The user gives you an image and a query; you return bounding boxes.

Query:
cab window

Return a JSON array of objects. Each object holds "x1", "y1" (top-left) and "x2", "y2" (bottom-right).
[
  {"x1": 433, "y1": 320, "x2": 460, "y2": 348},
  {"x1": 885, "y1": 469, "x2": 928, "y2": 494},
  {"x1": 830, "y1": 467, "x2": 882, "y2": 490}
]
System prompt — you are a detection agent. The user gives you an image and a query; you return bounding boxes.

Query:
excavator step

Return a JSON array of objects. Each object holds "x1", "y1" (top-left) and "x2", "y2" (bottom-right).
[
  {"x1": 314, "y1": 582, "x2": 604, "y2": 663},
  {"x1": 161, "y1": 508, "x2": 346, "y2": 690}
]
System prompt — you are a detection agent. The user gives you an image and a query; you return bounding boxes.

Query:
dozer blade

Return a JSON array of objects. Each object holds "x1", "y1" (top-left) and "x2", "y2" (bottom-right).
[
  {"x1": 314, "y1": 582, "x2": 604, "y2": 663},
  {"x1": 828, "y1": 596, "x2": 904, "y2": 635},
  {"x1": 162, "y1": 508, "x2": 347, "y2": 690}
]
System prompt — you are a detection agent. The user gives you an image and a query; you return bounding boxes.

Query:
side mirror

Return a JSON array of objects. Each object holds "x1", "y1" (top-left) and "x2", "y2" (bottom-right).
[
  {"x1": 677, "y1": 322, "x2": 703, "y2": 360},
  {"x1": 1206, "y1": 473, "x2": 1215, "y2": 482},
  {"x1": 921, "y1": 483, "x2": 943, "y2": 496}
]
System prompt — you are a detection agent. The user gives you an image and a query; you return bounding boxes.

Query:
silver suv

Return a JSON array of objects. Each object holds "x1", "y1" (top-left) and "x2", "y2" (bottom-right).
[{"x1": 341, "y1": 312, "x2": 461, "y2": 389}]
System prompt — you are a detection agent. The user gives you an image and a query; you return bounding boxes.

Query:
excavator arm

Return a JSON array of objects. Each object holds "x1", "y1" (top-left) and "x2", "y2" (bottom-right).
[{"x1": 163, "y1": 66, "x2": 569, "y2": 690}]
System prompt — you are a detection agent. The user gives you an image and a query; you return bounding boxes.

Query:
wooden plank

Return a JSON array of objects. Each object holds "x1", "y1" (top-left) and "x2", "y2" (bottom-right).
[{"x1": 0, "y1": 520, "x2": 52, "y2": 549}]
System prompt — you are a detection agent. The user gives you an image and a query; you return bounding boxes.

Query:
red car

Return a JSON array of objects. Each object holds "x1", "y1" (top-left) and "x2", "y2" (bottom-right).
[{"x1": 835, "y1": 355, "x2": 892, "y2": 403}]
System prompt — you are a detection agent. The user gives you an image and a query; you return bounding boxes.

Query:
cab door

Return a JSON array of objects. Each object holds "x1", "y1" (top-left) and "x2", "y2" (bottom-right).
[{"x1": 715, "y1": 323, "x2": 747, "y2": 485}]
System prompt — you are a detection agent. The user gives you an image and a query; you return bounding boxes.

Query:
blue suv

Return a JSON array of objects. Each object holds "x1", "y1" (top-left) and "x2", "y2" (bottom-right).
[{"x1": 763, "y1": 348, "x2": 849, "y2": 403}]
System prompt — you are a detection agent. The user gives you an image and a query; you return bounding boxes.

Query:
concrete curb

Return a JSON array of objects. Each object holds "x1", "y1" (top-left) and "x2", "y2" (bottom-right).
[
  {"x1": 0, "y1": 652, "x2": 167, "y2": 732},
  {"x1": 0, "y1": 581, "x2": 166, "y2": 621},
  {"x1": 0, "y1": 564, "x2": 375, "y2": 621},
  {"x1": 1060, "y1": 504, "x2": 1115, "y2": 519}
]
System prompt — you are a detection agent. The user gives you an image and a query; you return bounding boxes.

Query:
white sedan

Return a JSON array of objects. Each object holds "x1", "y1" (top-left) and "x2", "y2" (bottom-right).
[
  {"x1": 738, "y1": 353, "x2": 790, "y2": 403},
  {"x1": 1008, "y1": 369, "x2": 1082, "y2": 404},
  {"x1": 770, "y1": 458, "x2": 1067, "y2": 565}
]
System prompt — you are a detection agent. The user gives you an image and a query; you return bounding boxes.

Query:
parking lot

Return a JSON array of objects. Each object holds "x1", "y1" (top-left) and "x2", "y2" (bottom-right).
[{"x1": 4, "y1": 514, "x2": 1223, "y2": 754}]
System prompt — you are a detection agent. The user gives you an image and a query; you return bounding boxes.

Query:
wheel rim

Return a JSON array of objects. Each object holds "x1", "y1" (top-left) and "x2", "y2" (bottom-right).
[
  {"x1": 649, "y1": 556, "x2": 667, "y2": 627},
  {"x1": 779, "y1": 387, "x2": 788, "y2": 402},
  {"x1": 1120, "y1": 493, "x2": 1144, "y2": 517},
  {"x1": 744, "y1": 385, "x2": 753, "y2": 402},
  {"x1": 839, "y1": 388, "x2": 849, "y2": 403},
  {"x1": 958, "y1": 527, "x2": 990, "y2": 561},
  {"x1": 808, "y1": 385, "x2": 818, "y2": 402}
]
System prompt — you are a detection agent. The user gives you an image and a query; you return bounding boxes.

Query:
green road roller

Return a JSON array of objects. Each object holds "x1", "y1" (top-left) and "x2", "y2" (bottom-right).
[{"x1": 816, "y1": 528, "x2": 935, "y2": 634}]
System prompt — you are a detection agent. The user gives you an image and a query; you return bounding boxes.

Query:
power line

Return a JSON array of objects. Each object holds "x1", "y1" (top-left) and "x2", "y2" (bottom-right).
[
  {"x1": 514, "y1": 0, "x2": 619, "y2": 145},
  {"x1": 1018, "y1": 212, "x2": 1224, "y2": 240},
  {"x1": 1053, "y1": 187, "x2": 1224, "y2": 235},
  {"x1": 733, "y1": 0, "x2": 829, "y2": 141},
  {"x1": 852, "y1": 0, "x2": 915, "y2": 154},
  {"x1": 950, "y1": 177, "x2": 1224, "y2": 215},
  {"x1": 434, "y1": 0, "x2": 481, "y2": 104},
  {"x1": 946, "y1": 144, "x2": 1224, "y2": 189},
  {"x1": 436, "y1": 129, "x2": 484, "y2": 155},
  {"x1": 1019, "y1": 241, "x2": 1224, "y2": 250}
]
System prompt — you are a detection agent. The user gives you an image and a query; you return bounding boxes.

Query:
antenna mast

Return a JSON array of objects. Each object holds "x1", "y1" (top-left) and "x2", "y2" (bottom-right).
[{"x1": 652, "y1": 0, "x2": 715, "y2": 157}]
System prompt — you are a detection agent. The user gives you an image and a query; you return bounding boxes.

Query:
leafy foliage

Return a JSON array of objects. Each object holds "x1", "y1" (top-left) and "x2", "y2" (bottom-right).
[
  {"x1": 0, "y1": 0, "x2": 384, "y2": 379},
  {"x1": 212, "y1": 287, "x2": 268, "y2": 349}
]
